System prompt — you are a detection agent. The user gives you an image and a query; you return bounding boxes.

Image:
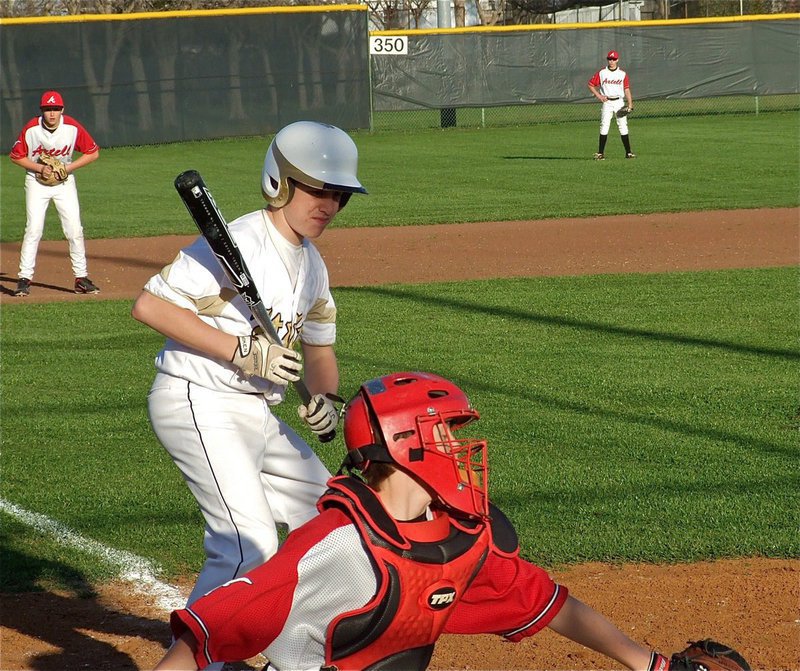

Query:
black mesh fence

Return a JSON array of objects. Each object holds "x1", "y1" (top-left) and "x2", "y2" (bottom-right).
[{"x1": 1, "y1": 7, "x2": 371, "y2": 149}]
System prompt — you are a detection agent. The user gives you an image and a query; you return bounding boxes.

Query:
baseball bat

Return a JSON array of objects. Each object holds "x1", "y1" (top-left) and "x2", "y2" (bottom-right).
[{"x1": 174, "y1": 169, "x2": 335, "y2": 443}]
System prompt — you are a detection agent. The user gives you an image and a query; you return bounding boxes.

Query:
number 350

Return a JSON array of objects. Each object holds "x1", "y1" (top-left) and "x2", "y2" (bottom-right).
[{"x1": 369, "y1": 36, "x2": 409, "y2": 55}]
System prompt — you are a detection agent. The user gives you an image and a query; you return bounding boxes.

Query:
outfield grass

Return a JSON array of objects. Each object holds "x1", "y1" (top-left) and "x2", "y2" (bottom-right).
[
  {"x1": 0, "y1": 112, "x2": 797, "y2": 242},
  {"x1": 2, "y1": 268, "x2": 797, "y2": 590}
]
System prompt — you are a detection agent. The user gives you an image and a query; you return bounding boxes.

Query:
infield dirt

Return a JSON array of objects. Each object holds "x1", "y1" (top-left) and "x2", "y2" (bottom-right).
[{"x1": 1, "y1": 207, "x2": 798, "y2": 670}]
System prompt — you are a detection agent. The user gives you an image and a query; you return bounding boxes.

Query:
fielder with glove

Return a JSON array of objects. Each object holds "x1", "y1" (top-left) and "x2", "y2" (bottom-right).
[
  {"x1": 588, "y1": 50, "x2": 637, "y2": 160},
  {"x1": 132, "y1": 121, "x2": 368, "y2": 634},
  {"x1": 10, "y1": 90, "x2": 101, "y2": 297},
  {"x1": 155, "y1": 372, "x2": 752, "y2": 671}
]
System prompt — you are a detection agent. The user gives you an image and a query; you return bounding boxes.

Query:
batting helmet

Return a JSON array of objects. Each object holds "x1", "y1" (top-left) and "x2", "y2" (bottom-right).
[
  {"x1": 261, "y1": 121, "x2": 367, "y2": 209},
  {"x1": 342, "y1": 372, "x2": 489, "y2": 519}
]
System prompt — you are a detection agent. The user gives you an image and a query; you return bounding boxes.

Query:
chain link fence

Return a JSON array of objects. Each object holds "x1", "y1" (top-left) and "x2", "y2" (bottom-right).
[{"x1": 371, "y1": 93, "x2": 799, "y2": 130}]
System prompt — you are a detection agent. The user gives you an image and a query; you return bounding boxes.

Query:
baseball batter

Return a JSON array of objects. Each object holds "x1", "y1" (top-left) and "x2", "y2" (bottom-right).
[
  {"x1": 154, "y1": 372, "x2": 748, "y2": 671},
  {"x1": 10, "y1": 90, "x2": 101, "y2": 296},
  {"x1": 131, "y1": 122, "x2": 368, "y2": 629},
  {"x1": 588, "y1": 50, "x2": 636, "y2": 160}
]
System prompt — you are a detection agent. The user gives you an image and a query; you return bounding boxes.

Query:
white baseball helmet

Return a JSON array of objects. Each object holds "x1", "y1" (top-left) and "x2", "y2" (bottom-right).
[{"x1": 261, "y1": 121, "x2": 367, "y2": 208}]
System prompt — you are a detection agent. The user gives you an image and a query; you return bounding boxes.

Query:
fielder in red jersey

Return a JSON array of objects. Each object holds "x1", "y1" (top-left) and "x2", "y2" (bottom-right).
[
  {"x1": 588, "y1": 50, "x2": 636, "y2": 160},
  {"x1": 155, "y1": 372, "x2": 726, "y2": 671},
  {"x1": 9, "y1": 90, "x2": 101, "y2": 296}
]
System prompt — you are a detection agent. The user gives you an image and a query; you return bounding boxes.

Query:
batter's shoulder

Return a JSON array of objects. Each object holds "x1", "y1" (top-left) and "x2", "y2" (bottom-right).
[
  {"x1": 303, "y1": 238, "x2": 325, "y2": 264},
  {"x1": 228, "y1": 209, "x2": 270, "y2": 242}
]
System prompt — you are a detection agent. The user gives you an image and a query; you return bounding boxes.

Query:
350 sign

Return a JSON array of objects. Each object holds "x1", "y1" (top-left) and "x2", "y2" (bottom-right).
[{"x1": 369, "y1": 36, "x2": 409, "y2": 55}]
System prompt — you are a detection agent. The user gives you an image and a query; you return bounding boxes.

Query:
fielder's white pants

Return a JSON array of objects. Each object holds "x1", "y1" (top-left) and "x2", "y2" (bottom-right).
[
  {"x1": 19, "y1": 173, "x2": 88, "y2": 279},
  {"x1": 599, "y1": 98, "x2": 629, "y2": 135},
  {"x1": 147, "y1": 373, "x2": 331, "y2": 606}
]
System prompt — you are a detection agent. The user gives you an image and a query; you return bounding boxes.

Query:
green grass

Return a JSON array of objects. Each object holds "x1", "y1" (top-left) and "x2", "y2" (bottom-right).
[
  {"x1": 2, "y1": 268, "x2": 797, "y2": 589},
  {"x1": 1, "y1": 112, "x2": 797, "y2": 241}
]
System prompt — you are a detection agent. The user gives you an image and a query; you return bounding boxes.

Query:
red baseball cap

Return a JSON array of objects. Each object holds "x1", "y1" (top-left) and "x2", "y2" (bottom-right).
[
  {"x1": 40, "y1": 91, "x2": 64, "y2": 109},
  {"x1": 607, "y1": 50, "x2": 619, "y2": 60}
]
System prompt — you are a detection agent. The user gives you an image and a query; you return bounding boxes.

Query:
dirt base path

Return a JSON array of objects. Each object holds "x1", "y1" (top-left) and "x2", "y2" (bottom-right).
[
  {"x1": 1, "y1": 208, "x2": 797, "y2": 301},
  {"x1": 1, "y1": 208, "x2": 798, "y2": 670}
]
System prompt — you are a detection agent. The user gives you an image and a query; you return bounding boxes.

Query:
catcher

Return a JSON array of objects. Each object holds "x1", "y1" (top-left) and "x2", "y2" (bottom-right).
[{"x1": 155, "y1": 372, "x2": 751, "y2": 671}]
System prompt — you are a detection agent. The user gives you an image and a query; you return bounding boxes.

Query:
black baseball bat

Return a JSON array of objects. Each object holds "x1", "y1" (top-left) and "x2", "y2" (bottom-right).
[{"x1": 174, "y1": 169, "x2": 335, "y2": 443}]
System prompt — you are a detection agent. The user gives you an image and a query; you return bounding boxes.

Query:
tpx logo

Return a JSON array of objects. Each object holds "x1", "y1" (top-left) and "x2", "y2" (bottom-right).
[{"x1": 426, "y1": 586, "x2": 456, "y2": 610}]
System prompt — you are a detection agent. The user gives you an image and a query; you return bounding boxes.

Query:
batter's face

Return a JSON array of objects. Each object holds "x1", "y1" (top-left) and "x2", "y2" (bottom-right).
[
  {"x1": 41, "y1": 107, "x2": 63, "y2": 130},
  {"x1": 276, "y1": 180, "x2": 344, "y2": 243},
  {"x1": 607, "y1": 57, "x2": 619, "y2": 70}
]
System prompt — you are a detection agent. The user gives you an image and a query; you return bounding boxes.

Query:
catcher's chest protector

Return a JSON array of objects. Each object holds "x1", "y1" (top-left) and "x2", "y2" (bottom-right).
[{"x1": 319, "y1": 477, "x2": 491, "y2": 671}]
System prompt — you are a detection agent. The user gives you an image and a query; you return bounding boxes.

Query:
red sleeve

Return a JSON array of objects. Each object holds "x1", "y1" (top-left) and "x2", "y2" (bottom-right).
[
  {"x1": 9, "y1": 118, "x2": 36, "y2": 159},
  {"x1": 624, "y1": 73, "x2": 630, "y2": 89},
  {"x1": 444, "y1": 549, "x2": 568, "y2": 640},
  {"x1": 170, "y1": 509, "x2": 350, "y2": 668},
  {"x1": 64, "y1": 115, "x2": 99, "y2": 154},
  {"x1": 588, "y1": 71, "x2": 601, "y2": 87}
]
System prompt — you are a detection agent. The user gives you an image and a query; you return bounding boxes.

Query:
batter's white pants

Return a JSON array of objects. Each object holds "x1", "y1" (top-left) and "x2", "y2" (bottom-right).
[
  {"x1": 147, "y1": 373, "x2": 331, "y2": 606},
  {"x1": 19, "y1": 173, "x2": 88, "y2": 279},
  {"x1": 599, "y1": 98, "x2": 629, "y2": 135}
]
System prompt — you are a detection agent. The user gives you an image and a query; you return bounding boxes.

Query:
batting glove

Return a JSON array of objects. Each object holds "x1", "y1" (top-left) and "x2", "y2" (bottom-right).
[
  {"x1": 298, "y1": 393, "x2": 344, "y2": 437},
  {"x1": 231, "y1": 334, "x2": 302, "y2": 385}
]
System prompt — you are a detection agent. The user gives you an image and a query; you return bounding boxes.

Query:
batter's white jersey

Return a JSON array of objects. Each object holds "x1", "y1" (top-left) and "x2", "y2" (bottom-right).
[{"x1": 144, "y1": 208, "x2": 336, "y2": 401}]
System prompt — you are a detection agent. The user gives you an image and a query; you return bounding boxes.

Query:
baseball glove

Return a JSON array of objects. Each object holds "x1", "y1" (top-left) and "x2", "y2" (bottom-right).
[
  {"x1": 616, "y1": 106, "x2": 632, "y2": 118},
  {"x1": 36, "y1": 154, "x2": 68, "y2": 186},
  {"x1": 669, "y1": 639, "x2": 751, "y2": 671}
]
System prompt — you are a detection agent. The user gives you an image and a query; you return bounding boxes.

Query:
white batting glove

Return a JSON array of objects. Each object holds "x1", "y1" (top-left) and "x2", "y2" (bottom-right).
[
  {"x1": 298, "y1": 393, "x2": 344, "y2": 437},
  {"x1": 231, "y1": 334, "x2": 302, "y2": 385}
]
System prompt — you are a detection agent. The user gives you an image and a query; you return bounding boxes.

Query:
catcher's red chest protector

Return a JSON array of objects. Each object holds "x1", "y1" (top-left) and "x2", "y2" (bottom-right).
[{"x1": 318, "y1": 477, "x2": 492, "y2": 671}]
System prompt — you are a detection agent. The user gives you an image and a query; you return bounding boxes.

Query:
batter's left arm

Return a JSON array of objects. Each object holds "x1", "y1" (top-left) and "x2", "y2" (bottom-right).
[
  {"x1": 301, "y1": 343, "x2": 339, "y2": 396},
  {"x1": 625, "y1": 86, "x2": 633, "y2": 110}
]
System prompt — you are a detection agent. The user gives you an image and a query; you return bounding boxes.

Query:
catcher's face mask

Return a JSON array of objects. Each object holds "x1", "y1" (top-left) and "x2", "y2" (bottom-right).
[{"x1": 343, "y1": 372, "x2": 489, "y2": 519}]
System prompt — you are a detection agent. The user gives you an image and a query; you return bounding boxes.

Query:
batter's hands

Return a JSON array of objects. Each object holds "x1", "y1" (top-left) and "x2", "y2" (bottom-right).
[
  {"x1": 231, "y1": 334, "x2": 302, "y2": 385},
  {"x1": 298, "y1": 393, "x2": 344, "y2": 437}
]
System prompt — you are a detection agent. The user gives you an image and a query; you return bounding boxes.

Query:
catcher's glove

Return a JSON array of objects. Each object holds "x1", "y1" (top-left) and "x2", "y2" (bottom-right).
[
  {"x1": 616, "y1": 106, "x2": 632, "y2": 118},
  {"x1": 36, "y1": 154, "x2": 68, "y2": 186},
  {"x1": 669, "y1": 639, "x2": 751, "y2": 671}
]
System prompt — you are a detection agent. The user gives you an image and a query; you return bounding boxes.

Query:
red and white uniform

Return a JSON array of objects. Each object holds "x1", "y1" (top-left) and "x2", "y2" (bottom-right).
[
  {"x1": 10, "y1": 115, "x2": 99, "y2": 280},
  {"x1": 588, "y1": 67, "x2": 631, "y2": 134},
  {"x1": 170, "y1": 476, "x2": 568, "y2": 670},
  {"x1": 143, "y1": 209, "x2": 333, "y2": 609}
]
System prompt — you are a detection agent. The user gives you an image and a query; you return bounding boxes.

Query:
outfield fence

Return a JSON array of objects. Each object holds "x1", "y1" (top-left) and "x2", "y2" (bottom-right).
[
  {"x1": 371, "y1": 93, "x2": 800, "y2": 131},
  {"x1": 369, "y1": 14, "x2": 800, "y2": 131},
  {"x1": 0, "y1": 8, "x2": 797, "y2": 146}
]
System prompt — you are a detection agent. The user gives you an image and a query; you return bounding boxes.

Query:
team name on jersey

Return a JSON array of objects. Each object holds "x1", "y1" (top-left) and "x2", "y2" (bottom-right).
[
  {"x1": 32, "y1": 145, "x2": 71, "y2": 158},
  {"x1": 263, "y1": 310, "x2": 303, "y2": 348},
  {"x1": 601, "y1": 76, "x2": 625, "y2": 86}
]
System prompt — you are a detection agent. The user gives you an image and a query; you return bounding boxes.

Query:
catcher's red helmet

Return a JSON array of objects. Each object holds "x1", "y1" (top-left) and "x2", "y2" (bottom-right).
[{"x1": 343, "y1": 372, "x2": 489, "y2": 519}]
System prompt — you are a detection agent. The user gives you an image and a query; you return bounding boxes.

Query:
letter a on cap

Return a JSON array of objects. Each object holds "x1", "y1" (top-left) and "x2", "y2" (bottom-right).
[{"x1": 40, "y1": 91, "x2": 64, "y2": 108}]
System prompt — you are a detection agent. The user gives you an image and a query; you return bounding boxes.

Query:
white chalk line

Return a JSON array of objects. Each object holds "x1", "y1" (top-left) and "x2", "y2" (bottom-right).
[{"x1": 0, "y1": 497, "x2": 187, "y2": 612}]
